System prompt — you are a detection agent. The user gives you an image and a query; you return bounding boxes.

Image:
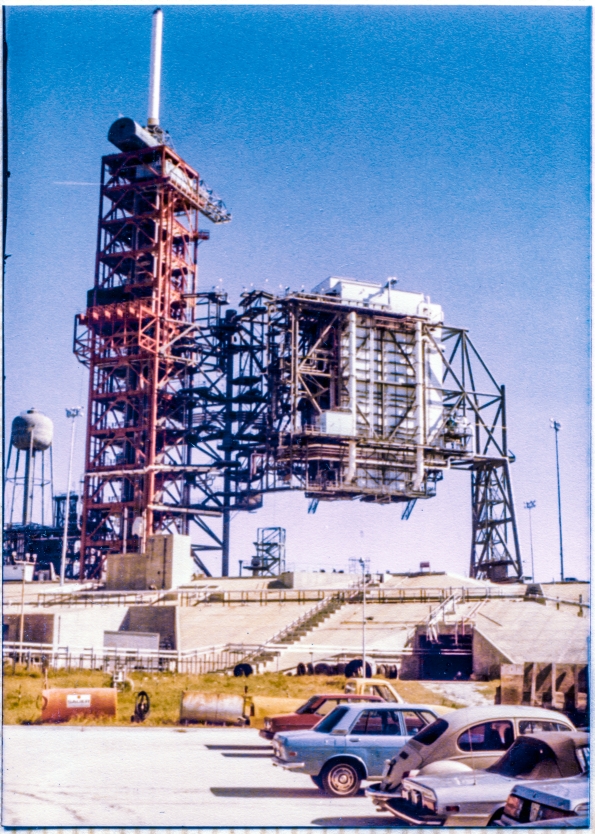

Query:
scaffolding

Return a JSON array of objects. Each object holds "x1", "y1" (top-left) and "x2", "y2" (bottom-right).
[{"x1": 244, "y1": 527, "x2": 286, "y2": 576}]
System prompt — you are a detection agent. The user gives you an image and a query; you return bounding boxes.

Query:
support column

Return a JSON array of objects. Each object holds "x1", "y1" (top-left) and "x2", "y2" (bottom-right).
[
  {"x1": 368, "y1": 327, "x2": 375, "y2": 438},
  {"x1": 346, "y1": 311, "x2": 358, "y2": 483},
  {"x1": 413, "y1": 320, "x2": 425, "y2": 491},
  {"x1": 221, "y1": 314, "x2": 236, "y2": 577},
  {"x1": 22, "y1": 434, "x2": 34, "y2": 525}
]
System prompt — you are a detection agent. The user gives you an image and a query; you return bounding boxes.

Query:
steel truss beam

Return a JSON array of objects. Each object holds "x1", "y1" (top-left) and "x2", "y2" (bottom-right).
[{"x1": 471, "y1": 459, "x2": 522, "y2": 582}]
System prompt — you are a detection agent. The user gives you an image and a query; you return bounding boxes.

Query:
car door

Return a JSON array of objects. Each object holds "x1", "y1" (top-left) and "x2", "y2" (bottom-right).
[
  {"x1": 368, "y1": 709, "x2": 410, "y2": 775},
  {"x1": 346, "y1": 709, "x2": 409, "y2": 777}
]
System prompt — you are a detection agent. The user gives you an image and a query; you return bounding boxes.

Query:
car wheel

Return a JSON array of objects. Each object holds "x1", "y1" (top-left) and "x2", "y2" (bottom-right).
[
  {"x1": 321, "y1": 761, "x2": 361, "y2": 797},
  {"x1": 310, "y1": 775, "x2": 324, "y2": 790}
]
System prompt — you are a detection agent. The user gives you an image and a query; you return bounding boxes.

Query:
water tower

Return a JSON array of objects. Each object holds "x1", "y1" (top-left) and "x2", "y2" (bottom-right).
[{"x1": 6, "y1": 408, "x2": 54, "y2": 526}]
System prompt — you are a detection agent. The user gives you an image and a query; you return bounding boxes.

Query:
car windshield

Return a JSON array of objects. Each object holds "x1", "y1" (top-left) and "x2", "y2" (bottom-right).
[
  {"x1": 296, "y1": 697, "x2": 320, "y2": 715},
  {"x1": 314, "y1": 706, "x2": 350, "y2": 733},
  {"x1": 487, "y1": 740, "x2": 558, "y2": 780},
  {"x1": 413, "y1": 718, "x2": 449, "y2": 746},
  {"x1": 372, "y1": 685, "x2": 397, "y2": 701}
]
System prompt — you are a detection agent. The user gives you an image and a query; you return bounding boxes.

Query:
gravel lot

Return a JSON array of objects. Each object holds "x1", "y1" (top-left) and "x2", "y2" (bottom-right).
[{"x1": 3, "y1": 725, "x2": 399, "y2": 828}]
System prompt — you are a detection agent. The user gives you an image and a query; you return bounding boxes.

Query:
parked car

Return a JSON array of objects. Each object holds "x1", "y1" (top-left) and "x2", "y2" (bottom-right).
[
  {"x1": 373, "y1": 705, "x2": 576, "y2": 797},
  {"x1": 272, "y1": 702, "x2": 442, "y2": 797},
  {"x1": 367, "y1": 731, "x2": 588, "y2": 827},
  {"x1": 344, "y1": 677, "x2": 405, "y2": 703},
  {"x1": 343, "y1": 677, "x2": 453, "y2": 716},
  {"x1": 499, "y1": 761, "x2": 589, "y2": 827},
  {"x1": 259, "y1": 693, "x2": 384, "y2": 740}
]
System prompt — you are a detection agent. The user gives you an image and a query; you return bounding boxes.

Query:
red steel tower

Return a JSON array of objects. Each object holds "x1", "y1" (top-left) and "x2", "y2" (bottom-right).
[{"x1": 74, "y1": 10, "x2": 230, "y2": 577}]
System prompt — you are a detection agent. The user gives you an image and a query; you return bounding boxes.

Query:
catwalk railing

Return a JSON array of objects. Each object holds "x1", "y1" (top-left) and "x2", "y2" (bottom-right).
[
  {"x1": 21, "y1": 583, "x2": 539, "y2": 608},
  {"x1": 3, "y1": 640, "x2": 422, "y2": 674},
  {"x1": 3, "y1": 641, "x2": 261, "y2": 674}
]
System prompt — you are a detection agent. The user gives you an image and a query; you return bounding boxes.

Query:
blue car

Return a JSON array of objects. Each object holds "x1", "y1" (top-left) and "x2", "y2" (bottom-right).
[{"x1": 272, "y1": 702, "x2": 441, "y2": 797}]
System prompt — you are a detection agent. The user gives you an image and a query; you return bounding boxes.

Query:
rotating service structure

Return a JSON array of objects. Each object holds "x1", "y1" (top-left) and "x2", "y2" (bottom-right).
[{"x1": 217, "y1": 278, "x2": 523, "y2": 582}]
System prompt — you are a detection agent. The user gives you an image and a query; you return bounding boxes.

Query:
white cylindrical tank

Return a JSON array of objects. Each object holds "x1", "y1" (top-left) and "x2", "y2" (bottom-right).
[{"x1": 11, "y1": 408, "x2": 53, "y2": 452}]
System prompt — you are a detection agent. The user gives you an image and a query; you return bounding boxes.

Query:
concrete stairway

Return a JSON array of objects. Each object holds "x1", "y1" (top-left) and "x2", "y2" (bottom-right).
[{"x1": 256, "y1": 595, "x2": 348, "y2": 672}]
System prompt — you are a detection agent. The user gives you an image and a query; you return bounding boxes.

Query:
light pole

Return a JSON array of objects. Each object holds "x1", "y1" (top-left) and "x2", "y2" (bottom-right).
[
  {"x1": 358, "y1": 558, "x2": 367, "y2": 678},
  {"x1": 550, "y1": 419, "x2": 564, "y2": 582},
  {"x1": 524, "y1": 500, "x2": 536, "y2": 581},
  {"x1": 60, "y1": 407, "x2": 84, "y2": 586}
]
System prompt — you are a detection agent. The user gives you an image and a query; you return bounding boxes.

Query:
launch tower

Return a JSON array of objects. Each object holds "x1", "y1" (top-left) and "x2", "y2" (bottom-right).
[{"x1": 74, "y1": 10, "x2": 231, "y2": 577}]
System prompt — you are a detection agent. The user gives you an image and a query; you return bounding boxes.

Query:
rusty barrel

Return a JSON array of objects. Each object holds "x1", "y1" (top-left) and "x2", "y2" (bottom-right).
[
  {"x1": 179, "y1": 692, "x2": 246, "y2": 725},
  {"x1": 40, "y1": 688, "x2": 117, "y2": 723}
]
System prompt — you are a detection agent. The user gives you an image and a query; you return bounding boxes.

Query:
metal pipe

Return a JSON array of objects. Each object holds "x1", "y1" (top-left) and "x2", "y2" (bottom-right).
[
  {"x1": 122, "y1": 507, "x2": 128, "y2": 555},
  {"x1": 524, "y1": 500, "x2": 536, "y2": 580},
  {"x1": 359, "y1": 558, "x2": 366, "y2": 678},
  {"x1": 221, "y1": 318, "x2": 235, "y2": 577},
  {"x1": 41, "y1": 450, "x2": 45, "y2": 526},
  {"x1": 550, "y1": 419, "x2": 565, "y2": 581},
  {"x1": 29, "y1": 444, "x2": 37, "y2": 524},
  {"x1": 19, "y1": 572, "x2": 26, "y2": 664},
  {"x1": 9, "y1": 448, "x2": 19, "y2": 526},
  {"x1": 5, "y1": 437, "x2": 12, "y2": 479},
  {"x1": 349, "y1": 311, "x2": 357, "y2": 424},
  {"x1": 60, "y1": 408, "x2": 83, "y2": 586},
  {"x1": 22, "y1": 433, "x2": 33, "y2": 525},
  {"x1": 413, "y1": 320, "x2": 425, "y2": 491},
  {"x1": 346, "y1": 311, "x2": 358, "y2": 483},
  {"x1": 346, "y1": 442, "x2": 357, "y2": 483},
  {"x1": 368, "y1": 327, "x2": 375, "y2": 438},
  {"x1": 147, "y1": 8, "x2": 163, "y2": 127}
]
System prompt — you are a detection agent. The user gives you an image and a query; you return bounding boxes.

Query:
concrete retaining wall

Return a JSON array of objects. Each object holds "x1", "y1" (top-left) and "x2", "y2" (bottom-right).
[
  {"x1": 3, "y1": 613, "x2": 55, "y2": 644},
  {"x1": 120, "y1": 606, "x2": 177, "y2": 650}
]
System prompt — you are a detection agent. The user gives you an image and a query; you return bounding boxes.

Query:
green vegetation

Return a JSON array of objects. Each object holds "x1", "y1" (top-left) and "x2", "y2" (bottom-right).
[{"x1": 3, "y1": 664, "x2": 459, "y2": 726}]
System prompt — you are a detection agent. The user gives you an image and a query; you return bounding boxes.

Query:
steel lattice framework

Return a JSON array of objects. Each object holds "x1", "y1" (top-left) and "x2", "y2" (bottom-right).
[
  {"x1": 225, "y1": 290, "x2": 523, "y2": 582},
  {"x1": 74, "y1": 144, "x2": 229, "y2": 577},
  {"x1": 74, "y1": 146, "x2": 521, "y2": 582}
]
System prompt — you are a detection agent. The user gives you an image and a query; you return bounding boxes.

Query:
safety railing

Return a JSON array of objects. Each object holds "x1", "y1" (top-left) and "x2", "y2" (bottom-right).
[
  {"x1": 7, "y1": 581, "x2": 566, "y2": 611},
  {"x1": 2, "y1": 640, "x2": 264, "y2": 675},
  {"x1": 2, "y1": 639, "x2": 418, "y2": 675}
]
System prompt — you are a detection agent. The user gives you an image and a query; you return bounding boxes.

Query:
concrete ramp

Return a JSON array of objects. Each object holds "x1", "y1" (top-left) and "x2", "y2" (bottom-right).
[{"x1": 177, "y1": 603, "x2": 313, "y2": 652}]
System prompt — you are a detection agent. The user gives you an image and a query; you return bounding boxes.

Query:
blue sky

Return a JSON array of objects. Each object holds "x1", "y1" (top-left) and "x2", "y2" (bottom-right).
[{"x1": 5, "y1": 6, "x2": 591, "y2": 580}]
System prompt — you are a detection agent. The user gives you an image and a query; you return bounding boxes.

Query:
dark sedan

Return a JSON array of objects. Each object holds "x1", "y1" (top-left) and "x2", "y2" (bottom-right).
[{"x1": 259, "y1": 693, "x2": 383, "y2": 739}]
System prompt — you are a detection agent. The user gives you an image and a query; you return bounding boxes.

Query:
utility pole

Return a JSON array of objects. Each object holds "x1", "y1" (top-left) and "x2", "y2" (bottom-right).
[
  {"x1": 358, "y1": 558, "x2": 367, "y2": 678},
  {"x1": 60, "y1": 407, "x2": 83, "y2": 586},
  {"x1": 18, "y1": 569, "x2": 26, "y2": 663},
  {"x1": 524, "y1": 500, "x2": 536, "y2": 581},
  {"x1": 550, "y1": 419, "x2": 564, "y2": 582}
]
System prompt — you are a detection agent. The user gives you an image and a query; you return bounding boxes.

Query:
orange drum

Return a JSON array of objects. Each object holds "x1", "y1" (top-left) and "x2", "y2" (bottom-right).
[{"x1": 40, "y1": 688, "x2": 117, "y2": 723}]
